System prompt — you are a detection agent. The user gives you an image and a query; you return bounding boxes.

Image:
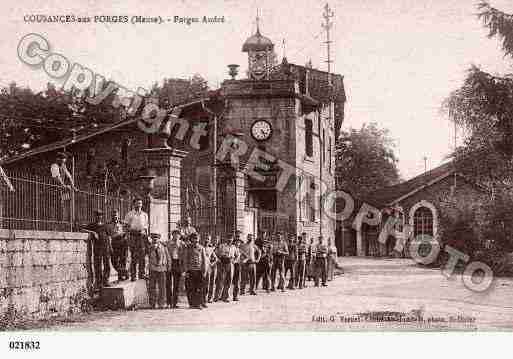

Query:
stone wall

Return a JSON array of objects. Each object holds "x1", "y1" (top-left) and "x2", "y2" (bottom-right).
[{"x1": 0, "y1": 229, "x2": 90, "y2": 325}]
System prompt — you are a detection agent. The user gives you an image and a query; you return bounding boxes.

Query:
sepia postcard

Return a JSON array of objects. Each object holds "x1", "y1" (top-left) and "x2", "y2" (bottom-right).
[{"x1": 0, "y1": 0, "x2": 512, "y2": 356}]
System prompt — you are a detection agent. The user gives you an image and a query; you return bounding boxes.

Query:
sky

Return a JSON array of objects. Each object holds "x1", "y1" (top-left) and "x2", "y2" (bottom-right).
[{"x1": 1, "y1": 0, "x2": 513, "y2": 179}]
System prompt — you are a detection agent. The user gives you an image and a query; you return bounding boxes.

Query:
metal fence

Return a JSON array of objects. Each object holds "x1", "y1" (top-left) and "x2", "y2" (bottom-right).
[{"x1": 0, "y1": 171, "x2": 132, "y2": 232}]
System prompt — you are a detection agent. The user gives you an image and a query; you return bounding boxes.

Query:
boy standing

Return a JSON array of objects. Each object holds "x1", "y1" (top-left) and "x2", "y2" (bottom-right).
[{"x1": 148, "y1": 233, "x2": 170, "y2": 309}]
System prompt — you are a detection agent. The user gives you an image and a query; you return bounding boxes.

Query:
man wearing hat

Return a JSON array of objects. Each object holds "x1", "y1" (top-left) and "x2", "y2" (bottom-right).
[
  {"x1": 314, "y1": 236, "x2": 329, "y2": 287},
  {"x1": 232, "y1": 234, "x2": 245, "y2": 302},
  {"x1": 258, "y1": 235, "x2": 273, "y2": 293},
  {"x1": 106, "y1": 210, "x2": 128, "y2": 281},
  {"x1": 148, "y1": 233, "x2": 170, "y2": 309},
  {"x1": 165, "y1": 229, "x2": 185, "y2": 308},
  {"x1": 214, "y1": 235, "x2": 236, "y2": 302},
  {"x1": 271, "y1": 232, "x2": 289, "y2": 292},
  {"x1": 82, "y1": 210, "x2": 111, "y2": 289},
  {"x1": 124, "y1": 198, "x2": 149, "y2": 281},
  {"x1": 181, "y1": 233, "x2": 208, "y2": 309},
  {"x1": 285, "y1": 234, "x2": 298, "y2": 290},
  {"x1": 296, "y1": 235, "x2": 308, "y2": 289},
  {"x1": 240, "y1": 233, "x2": 261, "y2": 296},
  {"x1": 180, "y1": 216, "x2": 197, "y2": 239},
  {"x1": 51, "y1": 152, "x2": 77, "y2": 223}
]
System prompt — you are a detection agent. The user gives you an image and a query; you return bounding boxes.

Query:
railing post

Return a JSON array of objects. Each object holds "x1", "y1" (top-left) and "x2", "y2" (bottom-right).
[
  {"x1": 71, "y1": 187, "x2": 75, "y2": 232},
  {"x1": 35, "y1": 174, "x2": 40, "y2": 231}
]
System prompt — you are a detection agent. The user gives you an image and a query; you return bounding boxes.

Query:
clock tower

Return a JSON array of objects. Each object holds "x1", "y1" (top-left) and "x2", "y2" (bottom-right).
[{"x1": 242, "y1": 17, "x2": 276, "y2": 80}]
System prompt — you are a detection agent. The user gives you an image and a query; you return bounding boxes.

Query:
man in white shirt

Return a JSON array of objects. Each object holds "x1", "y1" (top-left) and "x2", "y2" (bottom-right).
[
  {"x1": 50, "y1": 152, "x2": 77, "y2": 223},
  {"x1": 124, "y1": 198, "x2": 149, "y2": 281},
  {"x1": 180, "y1": 216, "x2": 197, "y2": 239},
  {"x1": 50, "y1": 152, "x2": 76, "y2": 190}
]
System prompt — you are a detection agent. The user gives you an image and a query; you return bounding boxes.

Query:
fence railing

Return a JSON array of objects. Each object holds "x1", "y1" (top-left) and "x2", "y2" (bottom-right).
[{"x1": 0, "y1": 172, "x2": 132, "y2": 232}]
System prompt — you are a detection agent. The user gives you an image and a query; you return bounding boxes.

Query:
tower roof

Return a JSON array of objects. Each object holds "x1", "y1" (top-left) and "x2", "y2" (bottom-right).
[{"x1": 242, "y1": 28, "x2": 274, "y2": 52}]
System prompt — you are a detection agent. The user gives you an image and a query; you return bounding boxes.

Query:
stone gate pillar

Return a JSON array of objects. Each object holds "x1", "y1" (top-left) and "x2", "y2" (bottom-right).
[
  {"x1": 217, "y1": 162, "x2": 246, "y2": 238},
  {"x1": 142, "y1": 147, "x2": 188, "y2": 239}
]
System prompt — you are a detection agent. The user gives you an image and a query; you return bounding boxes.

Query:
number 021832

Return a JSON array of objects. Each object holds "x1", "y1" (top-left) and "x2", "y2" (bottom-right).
[{"x1": 9, "y1": 341, "x2": 40, "y2": 350}]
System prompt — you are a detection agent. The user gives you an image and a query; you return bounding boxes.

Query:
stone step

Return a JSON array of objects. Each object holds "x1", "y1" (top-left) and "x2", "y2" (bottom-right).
[{"x1": 100, "y1": 279, "x2": 149, "y2": 310}]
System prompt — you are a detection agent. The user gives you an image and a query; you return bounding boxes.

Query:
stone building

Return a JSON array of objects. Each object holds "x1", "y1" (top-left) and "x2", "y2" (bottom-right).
[
  {"x1": 181, "y1": 26, "x2": 346, "y2": 241},
  {"x1": 340, "y1": 161, "x2": 489, "y2": 257}
]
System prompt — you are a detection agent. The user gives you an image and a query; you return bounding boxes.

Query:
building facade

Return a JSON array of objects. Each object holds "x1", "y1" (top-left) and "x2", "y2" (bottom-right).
[
  {"x1": 341, "y1": 162, "x2": 489, "y2": 257},
  {"x1": 1, "y1": 26, "x2": 346, "y2": 243},
  {"x1": 181, "y1": 27, "x2": 346, "y2": 241}
]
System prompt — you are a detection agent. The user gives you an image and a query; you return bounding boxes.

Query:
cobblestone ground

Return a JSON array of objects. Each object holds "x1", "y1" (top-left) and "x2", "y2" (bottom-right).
[{"x1": 48, "y1": 258, "x2": 513, "y2": 331}]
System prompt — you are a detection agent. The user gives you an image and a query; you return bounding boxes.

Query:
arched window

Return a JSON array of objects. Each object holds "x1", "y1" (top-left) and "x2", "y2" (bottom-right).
[{"x1": 413, "y1": 206, "x2": 434, "y2": 237}]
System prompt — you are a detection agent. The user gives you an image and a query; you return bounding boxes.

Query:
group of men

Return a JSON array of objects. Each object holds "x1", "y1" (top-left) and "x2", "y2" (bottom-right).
[{"x1": 83, "y1": 198, "x2": 341, "y2": 310}]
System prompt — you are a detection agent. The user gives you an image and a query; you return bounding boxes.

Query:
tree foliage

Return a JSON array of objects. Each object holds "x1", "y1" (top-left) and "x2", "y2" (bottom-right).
[
  {"x1": 477, "y1": 1, "x2": 513, "y2": 58},
  {"x1": 150, "y1": 74, "x2": 209, "y2": 109},
  {"x1": 443, "y1": 2, "x2": 513, "y2": 261},
  {"x1": 0, "y1": 74, "x2": 210, "y2": 160},
  {"x1": 444, "y1": 2, "x2": 513, "y2": 189},
  {"x1": 335, "y1": 122, "x2": 400, "y2": 198},
  {"x1": 0, "y1": 81, "x2": 125, "y2": 160}
]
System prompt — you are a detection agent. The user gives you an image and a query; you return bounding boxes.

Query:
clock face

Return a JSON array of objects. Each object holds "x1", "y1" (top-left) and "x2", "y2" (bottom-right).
[{"x1": 251, "y1": 120, "x2": 273, "y2": 141}]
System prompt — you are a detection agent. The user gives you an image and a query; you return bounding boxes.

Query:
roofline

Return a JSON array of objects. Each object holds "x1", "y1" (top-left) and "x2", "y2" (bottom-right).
[
  {"x1": 1, "y1": 118, "x2": 139, "y2": 165},
  {"x1": 388, "y1": 170, "x2": 455, "y2": 206},
  {"x1": 387, "y1": 170, "x2": 489, "y2": 206},
  {"x1": 1, "y1": 97, "x2": 214, "y2": 166}
]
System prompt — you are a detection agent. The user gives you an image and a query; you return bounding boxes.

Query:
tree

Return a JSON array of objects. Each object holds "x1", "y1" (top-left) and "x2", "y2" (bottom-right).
[
  {"x1": 443, "y1": 2, "x2": 513, "y2": 189},
  {"x1": 442, "y1": 2, "x2": 513, "y2": 263},
  {"x1": 150, "y1": 74, "x2": 209, "y2": 109},
  {"x1": 0, "y1": 81, "x2": 126, "y2": 160},
  {"x1": 335, "y1": 122, "x2": 400, "y2": 198}
]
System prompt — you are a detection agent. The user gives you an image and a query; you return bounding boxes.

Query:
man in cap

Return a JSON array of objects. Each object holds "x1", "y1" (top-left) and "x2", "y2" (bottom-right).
[
  {"x1": 148, "y1": 233, "x2": 170, "y2": 309},
  {"x1": 240, "y1": 234, "x2": 261, "y2": 296},
  {"x1": 285, "y1": 234, "x2": 298, "y2": 290},
  {"x1": 180, "y1": 216, "x2": 197, "y2": 239},
  {"x1": 296, "y1": 235, "x2": 308, "y2": 289},
  {"x1": 181, "y1": 233, "x2": 208, "y2": 309},
  {"x1": 314, "y1": 236, "x2": 329, "y2": 287},
  {"x1": 124, "y1": 198, "x2": 149, "y2": 281},
  {"x1": 106, "y1": 210, "x2": 128, "y2": 281},
  {"x1": 51, "y1": 152, "x2": 77, "y2": 223},
  {"x1": 202, "y1": 234, "x2": 218, "y2": 306},
  {"x1": 232, "y1": 234, "x2": 244, "y2": 301},
  {"x1": 214, "y1": 235, "x2": 236, "y2": 302},
  {"x1": 82, "y1": 210, "x2": 111, "y2": 289},
  {"x1": 271, "y1": 232, "x2": 289, "y2": 292},
  {"x1": 165, "y1": 229, "x2": 185, "y2": 308},
  {"x1": 258, "y1": 234, "x2": 273, "y2": 293}
]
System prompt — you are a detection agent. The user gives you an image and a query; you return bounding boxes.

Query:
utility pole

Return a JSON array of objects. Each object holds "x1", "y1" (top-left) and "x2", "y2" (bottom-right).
[{"x1": 322, "y1": 3, "x2": 334, "y2": 83}]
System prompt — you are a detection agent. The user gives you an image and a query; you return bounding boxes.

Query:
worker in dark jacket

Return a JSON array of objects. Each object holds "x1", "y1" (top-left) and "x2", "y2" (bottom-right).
[
  {"x1": 258, "y1": 236, "x2": 273, "y2": 293},
  {"x1": 296, "y1": 236, "x2": 308, "y2": 289},
  {"x1": 285, "y1": 234, "x2": 298, "y2": 290},
  {"x1": 106, "y1": 210, "x2": 128, "y2": 282},
  {"x1": 148, "y1": 233, "x2": 170, "y2": 309},
  {"x1": 181, "y1": 233, "x2": 208, "y2": 309},
  {"x1": 271, "y1": 232, "x2": 289, "y2": 292},
  {"x1": 165, "y1": 230, "x2": 185, "y2": 308},
  {"x1": 214, "y1": 235, "x2": 236, "y2": 302},
  {"x1": 314, "y1": 236, "x2": 329, "y2": 287},
  {"x1": 82, "y1": 210, "x2": 111, "y2": 289}
]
